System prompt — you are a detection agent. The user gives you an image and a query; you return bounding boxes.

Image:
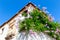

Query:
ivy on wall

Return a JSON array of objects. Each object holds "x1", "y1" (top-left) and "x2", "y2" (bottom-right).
[{"x1": 19, "y1": 9, "x2": 60, "y2": 40}]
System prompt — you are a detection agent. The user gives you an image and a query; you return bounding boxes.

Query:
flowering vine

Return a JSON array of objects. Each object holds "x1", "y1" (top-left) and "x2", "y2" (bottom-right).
[{"x1": 19, "y1": 9, "x2": 60, "y2": 40}]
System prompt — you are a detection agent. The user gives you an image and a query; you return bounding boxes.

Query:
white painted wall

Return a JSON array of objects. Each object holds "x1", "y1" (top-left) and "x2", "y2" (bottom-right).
[
  {"x1": 0, "y1": 4, "x2": 56, "y2": 40},
  {"x1": 0, "y1": 24, "x2": 9, "y2": 40}
]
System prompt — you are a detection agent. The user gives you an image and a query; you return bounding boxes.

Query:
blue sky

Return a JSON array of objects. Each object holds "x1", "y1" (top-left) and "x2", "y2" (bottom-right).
[{"x1": 0, "y1": 0, "x2": 60, "y2": 25}]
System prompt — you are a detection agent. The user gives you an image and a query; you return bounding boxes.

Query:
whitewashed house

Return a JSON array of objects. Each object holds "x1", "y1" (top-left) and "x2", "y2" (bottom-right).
[{"x1": 0, "y1": 3, "x2": 55, "y2": 40}]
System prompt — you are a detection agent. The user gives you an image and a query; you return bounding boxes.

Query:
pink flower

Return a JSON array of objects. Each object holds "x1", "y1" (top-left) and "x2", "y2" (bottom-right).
[
  {"x1": 55, "y1": 29, "x2": 60, "y2": 33},
  {"x1": 29, "y1": 30, "x2": 35, "y2": 34},
  {"x1": 26, "y1": 11, "x2": 30, "y2": 14},
  {"x1": 15, "y1": 23, "x2": 19, "y2": 29}
]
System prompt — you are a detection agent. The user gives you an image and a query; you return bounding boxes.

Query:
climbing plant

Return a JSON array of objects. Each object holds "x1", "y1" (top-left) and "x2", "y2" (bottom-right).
[{"x1": 19, "y1": 9, "x2": 60, "y2": 40}]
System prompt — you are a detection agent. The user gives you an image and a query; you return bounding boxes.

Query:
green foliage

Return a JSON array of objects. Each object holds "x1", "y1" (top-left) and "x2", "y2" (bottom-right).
[
  {"x1": 56, "y1": 35, "x2": 60, "y2": 40},
  {"x1": 19, "y1": 9, "x2": 60, "y2": 40},
  {"x1": 22, "y1": 12, "x2": 27, "y2": 17}
]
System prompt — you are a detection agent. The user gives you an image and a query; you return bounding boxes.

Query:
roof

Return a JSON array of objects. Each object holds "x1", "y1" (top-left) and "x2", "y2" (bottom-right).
[{"x1": 0, "y1": 2, "x2": 40, "y2": 28}]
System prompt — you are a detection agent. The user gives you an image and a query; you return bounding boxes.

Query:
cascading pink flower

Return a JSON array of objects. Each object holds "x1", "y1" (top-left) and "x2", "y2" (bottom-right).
[
  {"x1": 55, "y1": 29, "x2": 60, "y2": 33},
  {"x1": 29, "y1": 30, "x2": 36, "y2": 35},
  {"x1": 15, "y1": 20, "x2": 19, "y2": 29}
]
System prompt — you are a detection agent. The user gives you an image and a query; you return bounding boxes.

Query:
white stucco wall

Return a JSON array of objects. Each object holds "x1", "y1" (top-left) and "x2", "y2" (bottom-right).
[{"x1": 0, "y1": 4, "x2": 56, "y2": 40}]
